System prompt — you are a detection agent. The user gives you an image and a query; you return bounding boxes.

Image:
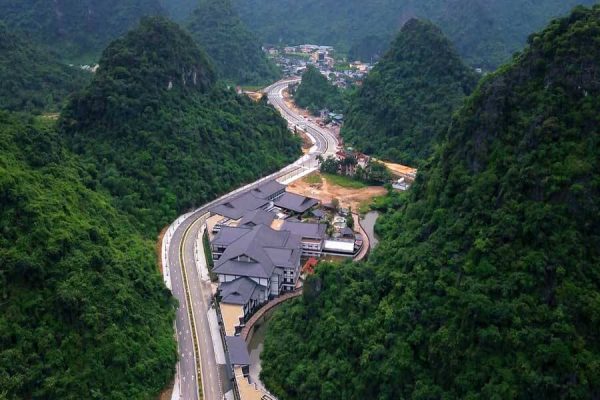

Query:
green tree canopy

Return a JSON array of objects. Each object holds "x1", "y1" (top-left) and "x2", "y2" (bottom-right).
[
  {"x1": 186, "y1": 0, "x2": 280, "y2": 85},
  {"x1": 261, "y1": 6, "x2": 600, "y2": 399},
  {"x1": 232, "y1": 0, "x2": 597, "y2": 69},
  {"x1": 61, "y1": 16, "x2": 300, "y2": 233},
  {"x1": 342, "y1": 19, "x2": 478, "y2": 166},
  {"x1": 0, "y1": 0, "x2": 164, "y2": 61},
  {"x1": 0, "y1": 111, "x2": 176, "y2": 399},
  {"x1": 294, "y1": 66, "x2": 346, "y2": 114},
  {"x1": 0, "y1": 23, "x2": 90, "y2": 113}
]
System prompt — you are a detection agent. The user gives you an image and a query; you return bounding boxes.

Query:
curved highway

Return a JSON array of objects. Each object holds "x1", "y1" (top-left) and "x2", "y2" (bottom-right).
[
  {"x1": 265, "y1": 78, "x2": 338, "y2": 158},
  {"x1": 165, "y1": 78, "x2": 338, "y2": 400}
]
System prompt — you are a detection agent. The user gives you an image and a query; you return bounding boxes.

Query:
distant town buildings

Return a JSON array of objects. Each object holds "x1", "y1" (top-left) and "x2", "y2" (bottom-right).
[{"x1": 264, "y1": 43, "x2": 374, "y2": 87}]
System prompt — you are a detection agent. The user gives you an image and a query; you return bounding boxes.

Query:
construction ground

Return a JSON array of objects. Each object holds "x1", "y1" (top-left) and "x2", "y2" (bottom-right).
[{"x1": 286, "y1": 172, "x2": 387, "y2": 211}]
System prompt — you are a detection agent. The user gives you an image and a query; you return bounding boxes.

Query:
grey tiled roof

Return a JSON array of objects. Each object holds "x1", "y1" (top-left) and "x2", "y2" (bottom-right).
[
  {"x1": 210, "y1": 192, "x2": 269, "y2": 220},
  {"x1": 214, "y1": 259, "x2": 272, "y2": 279},
  {"x1": 219, "y1": 277, "x2": 264, "y2": 305},
  {"x1": 251, "y1": 180, "x2": 285, "y2": 199},
  {"x1": 226, "y1": 336, "x2": 250, "y2": 366},
  {"x1": 209, "y1": 180, "x2": 285, "y2": 219},
  {"x1": 212, "y1": 226, "x2": 252, "y2": 247},
  {"x1": 281, "y1": 220, "x2": 327, "y2": 240},
  {"x1": 275, "y1": 192, "x2": 319, "y2": 213},
  {"x1": 239, "y1": 209, "x2": 275, "y2": 227},
  {"x1": 312, "y1": 209, "x2": 326, "y2": 218},
  {"x1": 213, "y1": 225, "x2": 301, "y2": 279}
]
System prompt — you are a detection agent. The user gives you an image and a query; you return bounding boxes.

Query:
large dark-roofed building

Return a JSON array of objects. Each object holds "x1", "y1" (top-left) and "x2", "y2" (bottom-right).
[
  {"x1": 211, "y1": 226, "x2": 251, "y2": 260},
  {"x1": 213, "y1": 224, "x2": 302, "y2": 296},
  {"x1": 250, "y1": 179, "x2": 285, "y2": 201},
  {"x1": 239, "y1": 209, "x2": 276, "y2": 228},
  {"x1": 209, "y1": 179, "x2": 285, "y2": 219},
  {"x1": 281, "y1": 220, "x2": 327, "y2": 257},
  {"x1": 219, "y1": 277, "x2": 266, "y2": 320},
  {"x1": 210, "y1": 192, "x2": 269, "y2": 220},
  {"x1": 275, "y1": 192, "x2": 319, "y2": 214},
  {"x1": 220, "y1": 277, "x2": 265, "y2": 305},
  {"x1": 281, "y1": 220, "x2": 326, "y2": 239}
]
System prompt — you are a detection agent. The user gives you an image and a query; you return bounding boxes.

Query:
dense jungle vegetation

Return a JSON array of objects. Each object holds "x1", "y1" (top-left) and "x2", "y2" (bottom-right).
[
  {"x1": 232, "y1": 0, "x2": 597, "y2": 69},
  {"x1": 186, "y1": 0, "x2": 280, "y2": 85},
  {"x1": 261, "y1": 6, "x2": 600, "y2": 399},
  {"x1": 342, "y1": 19, "x2": 478, "y2": 166},
  {"x1": 0, "y1": 24, "x2": 90, "y2": 113},
  {"x1": 0, "y1": 112, "x2": 177, "y2": 399},
  {"x1": 61, "y1": 16, "x2": 300, "y2": 233},
  {"x1": 0, "y1": 14, "x2": 301, "y2": 399},
  {"x1": 293, "y1": 66, "x2": 346, "y2": 114}
]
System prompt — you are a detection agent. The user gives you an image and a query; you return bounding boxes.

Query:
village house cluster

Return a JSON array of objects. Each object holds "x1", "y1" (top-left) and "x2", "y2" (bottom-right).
[{"x1": 264, "y1": 43, "x2": 373, "y2": 88}]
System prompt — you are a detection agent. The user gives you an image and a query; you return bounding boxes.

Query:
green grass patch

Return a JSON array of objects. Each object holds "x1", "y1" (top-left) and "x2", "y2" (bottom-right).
[
  {"x1": 323, "y1": 173, "x2": 368, "y2": 189},
  {"x1": 369, "y1": 195, "x2": 390, "y2": 210},
  {"x1": 358, "y1": 195, "x2": 387, "y2": 215},
  {"x1": 304, "y1": 173, "x2": 323, "y2": 185},
  {"x1": 358, "y1": 200, "x2": 372, "y2": 215}
]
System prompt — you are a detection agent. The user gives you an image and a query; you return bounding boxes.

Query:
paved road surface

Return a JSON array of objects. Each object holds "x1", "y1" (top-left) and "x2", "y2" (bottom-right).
[
  {"x1": 166, "y1": 78, "x2": 338, "y2": 400},
  {"x1": 265, "y1": 79, "x2": 338, "y2": 158}
]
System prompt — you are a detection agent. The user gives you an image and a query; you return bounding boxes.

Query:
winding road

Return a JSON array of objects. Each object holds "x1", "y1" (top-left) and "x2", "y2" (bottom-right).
[{"x1": 164, "y1": 78, "x2": 338, "y2": 400}]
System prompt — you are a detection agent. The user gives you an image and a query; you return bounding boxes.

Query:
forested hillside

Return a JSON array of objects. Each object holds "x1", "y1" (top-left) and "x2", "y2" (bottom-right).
[
  {"x1": 0, "y1": 24, "x2": 90, "y2": 113},
  {"x1": 0, "y1": 112, "x2": 176, "y2": 399},
  {"x1": 293, "y1": 66, "x2": 345, "y2": 114},
  {"x1": 233, "y1": 0, "x2": 598, "y2": 69},
  {"x1": 342, "y1": 19, "x2": 477, "y2": 166},
  {"x1": 261, "y1": 6, "x2": 600, "y2": 399},
  {"x1": 61, "y1": 17, "x2": 300, "y2": 232},
  {"x1": 0, "y1": 12, "x2": 303, "y2": 400},
  {"x1": 187, "y1": 0, "x2": 279, "y2": 85},
  {"x1": 0, "y1": 0, "x2": 164, "y2": 61}
]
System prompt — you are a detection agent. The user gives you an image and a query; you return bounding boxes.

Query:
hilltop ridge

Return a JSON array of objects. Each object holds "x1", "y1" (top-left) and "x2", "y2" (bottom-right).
[
  {"x1": 342, "y1": 18, "x2": 478, "y2": 166},
  {"x1": 187, "y1": 0, "x2": 280, "y2": 85},
  {"x1": 61, "y1": 16, "x2": 300, "y2": 232}
]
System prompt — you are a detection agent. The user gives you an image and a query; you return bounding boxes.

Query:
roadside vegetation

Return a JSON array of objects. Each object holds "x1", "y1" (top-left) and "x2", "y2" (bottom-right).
[
  {"x1": 318, "y1": 155, "x2": 392, "y2": 186},
  {"x1": 292, "y1": 66, "x2": 347, "y2": 115},
  {"x1": 303, "y1": 173, "x2": 323, "y2": 185},
  {"x1": 0, "y1": 111, "x2": 177, "y2": 399}
]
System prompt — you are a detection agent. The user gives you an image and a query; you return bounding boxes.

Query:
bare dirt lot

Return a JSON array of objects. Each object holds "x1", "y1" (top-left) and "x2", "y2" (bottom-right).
[
  {"x1": 287, "y1": 172, "x2": 386, "y2": 211},
  {"x1": 380, "y1": 161, "x2": 418, "y2": 180}
]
